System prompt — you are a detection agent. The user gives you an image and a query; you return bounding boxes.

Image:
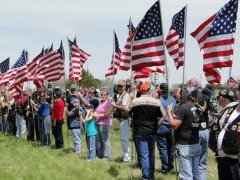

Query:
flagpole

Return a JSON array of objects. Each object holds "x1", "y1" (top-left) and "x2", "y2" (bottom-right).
[
  {"x1": 128, "y1": 17, "x2": 135, "y2": 180},
  {"x1": 158, "y1": 0, "x2": 169, "y2": 97},
  {"x1": 66, "y1": 36, "x2": 71, "y2": 152},
  {"x1": 229, "y1": 67, "x2": 232, "y2": 79},
  {"x1": 112, "y1": 30, "x2": 115, "y2": 85},
  {"x1": 129, "y1": 17, "x2": 134, "y2": 88},
  {"x1": 228, "y1": 33, "x2": 234, "y2": 79},
  {"x1": 74, "y1": 38, "x2": 78, "y2": 89},
  {"x1": 229, "y1": 31, "x2": 234, "y2": 79},
  {"x1": 26, "y1": 50, "x2": 31, "y2": 141},
  {"x1": 182, "y1": 4, "x2": 187, "y2": 95}
]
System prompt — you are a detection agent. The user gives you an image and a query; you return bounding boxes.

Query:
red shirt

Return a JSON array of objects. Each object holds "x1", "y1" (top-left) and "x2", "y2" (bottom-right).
[{"x1": 52, "y1": 98, "x2": 64, "y2": 120}]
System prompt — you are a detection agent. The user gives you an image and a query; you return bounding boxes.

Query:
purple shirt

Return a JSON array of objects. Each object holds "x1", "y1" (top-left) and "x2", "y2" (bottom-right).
[{"x1": 96, "y1": 99, "x2": 112, "y2": 125}]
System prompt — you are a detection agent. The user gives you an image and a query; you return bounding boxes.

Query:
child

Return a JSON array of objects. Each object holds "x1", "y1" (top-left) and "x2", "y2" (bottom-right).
[
  {"x1": 83, "y1": 99, "x2": 99, "y2": 160},
  {"x1": 37, "y1": 94, "x2": 51, "y2": 146},
  {"x1": 65, "y1": 98, "x2": 82, "y2": 153}
]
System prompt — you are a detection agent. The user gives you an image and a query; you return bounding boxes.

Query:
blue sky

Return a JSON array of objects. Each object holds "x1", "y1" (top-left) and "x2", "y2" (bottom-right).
[{"x1": 0, "y1": 0, "x2": 240, "y2": 87}]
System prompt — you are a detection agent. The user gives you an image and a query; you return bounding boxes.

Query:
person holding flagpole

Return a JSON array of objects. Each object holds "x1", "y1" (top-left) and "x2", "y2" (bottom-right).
[
  {"x1": 111, "y1": 80, "x2": 131, "y2": 162},
  {"x1": 168, "y1": 86, "x2": 202, "y2": 180}
]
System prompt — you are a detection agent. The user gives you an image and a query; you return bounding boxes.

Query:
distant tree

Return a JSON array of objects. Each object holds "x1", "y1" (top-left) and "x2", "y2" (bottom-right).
[{"x1": 65, "y1": 69, "x2": 101, "y2": 89}]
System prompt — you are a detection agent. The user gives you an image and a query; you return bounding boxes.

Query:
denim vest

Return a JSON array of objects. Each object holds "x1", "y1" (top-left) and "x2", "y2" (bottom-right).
[{"x1": 68, "y1": 107, "x2": 81, "y2": 129}]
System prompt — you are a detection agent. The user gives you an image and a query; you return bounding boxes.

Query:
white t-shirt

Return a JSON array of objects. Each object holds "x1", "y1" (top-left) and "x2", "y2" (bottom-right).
[{"x1": 117, "y1": 92, "x2": 130, "y2": 106}]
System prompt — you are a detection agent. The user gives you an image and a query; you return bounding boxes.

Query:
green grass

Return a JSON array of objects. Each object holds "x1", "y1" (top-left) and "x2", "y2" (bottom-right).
[{"x1": 0, "y1": 121, "x2": 217, "y2": 180}]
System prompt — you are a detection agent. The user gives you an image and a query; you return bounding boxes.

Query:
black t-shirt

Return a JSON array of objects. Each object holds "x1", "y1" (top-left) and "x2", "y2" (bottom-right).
[
  {"x1": 198, "y1": 94, "x2": 209, "y2": 129},
  {"x1": 175, "y1": 101, "x2": 200, "y2": 145}
]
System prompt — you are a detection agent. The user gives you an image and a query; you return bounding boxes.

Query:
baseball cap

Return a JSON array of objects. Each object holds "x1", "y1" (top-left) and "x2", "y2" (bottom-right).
[
  {"x1": 139, "y1": 82, "x2": 150, "y2": 92},
  {"x1": 71, "y1": 98, "x2": 80, "y2": 104},
  {"x1": 86, "y1": 98, "x2": 99, "y2": 110},
  {"x1": 217, "y1": 88, "x2": 236, "y2": 102},
  {"x1": 54, "y1": 89, "x2": 62, "y2": 97},
  {"x1": 227, "y1": 77, "x2": 238, "y2": 84},
  {"x1": 86, "y1": 104, "x2": 95, "y2": 109},
  {"x1": 117, "y1": 80, "x2": 126, "y2": 87},
  {"x1": 160, "y1": 83, "x2": 168, "y2": 92},
  {"x1": 89, "y1": 87, "x2": 96, "y2": 94}
]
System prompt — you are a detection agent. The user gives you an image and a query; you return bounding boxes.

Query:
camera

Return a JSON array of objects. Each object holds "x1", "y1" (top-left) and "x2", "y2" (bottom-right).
[
  {"x1": 113, "y1": 110, "x2": 120, "y2": 118},
  {"x1": 113, "y1": 84, "x2": 119, "y2": 102}
]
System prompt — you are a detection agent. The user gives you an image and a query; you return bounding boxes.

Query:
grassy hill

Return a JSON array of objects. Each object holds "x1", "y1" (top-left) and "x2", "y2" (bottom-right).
[{"x1": 0, "y1": 121, "x2": 217, "y2": 180}]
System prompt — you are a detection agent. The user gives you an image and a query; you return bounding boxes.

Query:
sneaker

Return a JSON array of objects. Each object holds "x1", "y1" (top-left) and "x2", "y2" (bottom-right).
[
  {"x1": 123, "y1": 154, "x2": 131, "y2": 162},
  {"x1": 123, "y1": 157, "x2": 131, "y2": 162}
]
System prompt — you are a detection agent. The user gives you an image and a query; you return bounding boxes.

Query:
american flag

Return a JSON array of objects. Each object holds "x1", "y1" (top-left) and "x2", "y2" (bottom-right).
[
  {"x1": 105, "y1": 32, "x2": 121, "y2": 77},
  {"x1": 13, "y1": 49, "x2": 44, "y2": 85},
  {"x1": 166, "y1": 6, "x2": 185, "y2": 70},
  {"x1": 0, "y1": 58, "x2": 10, "y2": 74},
  {"x1": 133, "y1": 66, "x2": 165, "y2": 80},
  {"x1": 59, "y1": 40, "x2": 65, "y2": 62},
  {"x1": 44, "y1": 43, "x2": 53, "y2": 54},
  {"x1": 57, "y1": 41, "x2": 65, "y2": 78},
  {"x1": 68, "y1": 38, "x2": 91, "y2": 81},
  {"x1": 0, "y1": 51, "x2": 27, "y2": 87},
  {"x1": 34, "y1": 43, "x2": 65, "y2": 85},
  {"x1": 33, "y1": 48, "x2": 44, "y2": 61},
  {"x1": 119, "y1": 19, "x2": 136, "y2": 71},
  {"x1": 3, "y1": 50, "x2": 27, "y2": 97},
  {"x1": 33, "y1": 48, "x2": 65, "y2": 83},
  {"x1": 131, "y1": 1, "x2": 165, "y2": 71},
  {"x1": 14, "y1": 44, "x2": 64, "y2": 87},
  {"x1": 9, "y1": 83, "x2": 24, "y2": 98},
  {"x1": 191, "y1": 0, "x2": 238, "y2": 83},
  {"x1": 31, "y1": 48, "x2": 46, "y2": 89},
  {"x1": 12, "y1": 50, "x2": 27, "y2": 68}
]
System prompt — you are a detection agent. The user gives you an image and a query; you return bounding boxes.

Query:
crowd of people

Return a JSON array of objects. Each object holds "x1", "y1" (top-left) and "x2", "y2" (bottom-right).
[{"x1": 0, "y1": 78, "x2": 240, "y2": 180}]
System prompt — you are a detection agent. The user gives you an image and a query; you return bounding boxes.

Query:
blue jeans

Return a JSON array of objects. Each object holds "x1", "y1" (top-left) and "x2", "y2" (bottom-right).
[
  {"x1": 44, "y1": 115, "x2": 51, "y2": 146},
  {"x1": 39, "y1": 115, "x2": 51, "y2": 146},
  {"x1": 39, "y1": 116, "x2": 44, "y2": 144},
  {"x1": 198, "y1": 129, "x2": 209, "y2": 180},
  {"x1": 120, "y1": 119, "x2": 131, "y2": 161},
  {"x1": 177, "y1": 144, "x2": 202, "y2": 180},
  {"x1": 156, "y1": 124, "x2": 174, "y2": 173},
  {"x1": 87, "y1": 135, "x2": 96, "y2": 160},
  {"x1": 0, "y1": 113, "x2": 3, "y2": 131},
  {"x1": 2, "y1": 116, "x2": 9, "y2": 133},
  {"x1": 96, "y1": 124, "x2": 111, "y2": 158},
  {"x1": 15, "y1": 113, "x2": 24, "y2": 137},
  {"x1": 72, "y1": 128, "x2": 81, "y2": 153},
  {"x1": 135, "y1": 134, "x2": 155, "y2": 179}
]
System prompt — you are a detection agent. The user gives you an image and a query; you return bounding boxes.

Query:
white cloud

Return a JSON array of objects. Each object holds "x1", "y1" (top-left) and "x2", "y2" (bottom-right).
[{"x1": 0, "y1": 0, "x2": 239, "y2": 86}]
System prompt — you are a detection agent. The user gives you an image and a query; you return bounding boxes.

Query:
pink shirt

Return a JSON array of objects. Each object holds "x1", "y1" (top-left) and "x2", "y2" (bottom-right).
[{"x1": 96, "y1": 99, "x2": 112, "y2": 125}]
